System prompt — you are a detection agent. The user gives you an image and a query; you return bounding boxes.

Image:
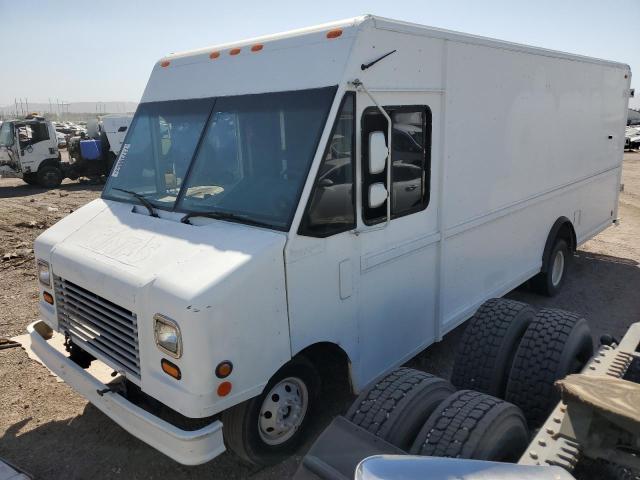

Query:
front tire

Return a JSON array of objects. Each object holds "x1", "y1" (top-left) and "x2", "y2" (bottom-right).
[
  {"x1": 37, "y1": 165, "x2": 63, "y2": 188},
  {"x1": 222, "y1": 358, "x2": 319, "y2": 466},
  {"x1": 22, "y1": 173, "x2": 38, "y2": 185}
]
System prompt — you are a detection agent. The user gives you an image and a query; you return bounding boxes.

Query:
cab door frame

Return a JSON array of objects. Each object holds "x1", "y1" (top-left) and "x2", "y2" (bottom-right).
[{"x1": 353, "y1": 88, "x2": 443, "y2": 388}]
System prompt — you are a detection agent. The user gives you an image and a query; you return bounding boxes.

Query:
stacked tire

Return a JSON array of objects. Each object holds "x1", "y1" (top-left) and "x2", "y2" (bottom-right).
[
  {"x1": 451, "y1": 298, "x2": 593, "y2": 428},
  {"x1": 343, "y1": 298, "x2": 593, "y2": 465}
]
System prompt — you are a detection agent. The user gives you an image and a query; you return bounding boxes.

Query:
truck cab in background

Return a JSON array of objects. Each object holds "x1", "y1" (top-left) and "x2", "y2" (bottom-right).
[{"x1": 0, "y1": 115, "x2": 62, "y2": 187}]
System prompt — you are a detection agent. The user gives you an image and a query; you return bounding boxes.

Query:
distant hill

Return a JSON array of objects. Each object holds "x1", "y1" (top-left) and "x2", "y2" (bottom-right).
[{"x1": 0, "y1": 101, "x2": 138, "y2": 119}]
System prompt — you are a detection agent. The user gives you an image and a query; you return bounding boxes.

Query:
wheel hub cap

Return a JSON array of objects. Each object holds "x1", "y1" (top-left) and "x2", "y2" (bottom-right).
[
  {"x1": 551, "y1": 250, "x2": 565, "y2": 287},
  {"x1": 258, "y1": 377, "x2": 308, "y2": 445}
]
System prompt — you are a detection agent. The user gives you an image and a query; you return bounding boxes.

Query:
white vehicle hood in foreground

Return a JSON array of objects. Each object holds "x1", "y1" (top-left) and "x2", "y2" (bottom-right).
[
  {"x1": 39, "y1": 199, "x2": 284, "y2": 312},
  {"x1": 34, "y1": 198, "x2": 291, "y2": 417}
]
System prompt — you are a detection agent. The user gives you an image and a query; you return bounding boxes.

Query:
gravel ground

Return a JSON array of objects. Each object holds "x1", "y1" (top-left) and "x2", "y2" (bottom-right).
[{"x1": 1, "y1": 152, "x2": 639, "y2": 479}]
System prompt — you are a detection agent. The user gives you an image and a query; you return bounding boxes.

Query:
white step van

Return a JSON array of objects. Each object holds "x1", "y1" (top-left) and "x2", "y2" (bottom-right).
[{"x1": 28, "y1": 15, "x2": 631, "y2": 466}]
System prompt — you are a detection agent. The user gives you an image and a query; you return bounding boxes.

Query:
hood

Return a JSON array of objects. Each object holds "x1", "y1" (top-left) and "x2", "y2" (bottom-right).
[{"x1": 37, "y1": 199, "x2": 287, "y2": 313}]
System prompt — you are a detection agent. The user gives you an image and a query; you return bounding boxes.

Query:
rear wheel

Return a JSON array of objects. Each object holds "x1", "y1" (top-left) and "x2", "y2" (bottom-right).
[
  {"x1": 531, "y1": 238, "x2": 570, "y2": 296},
  {"x1": 345, "y1": 367, "x2": 455, "y2": 450},
  {"x1": 451, "y1": 298, "x2": 535, "y2": 398},
  {"x1": 505, "y1": 308, "x2": 593, "y2": 427},
  {"x1": 222, "y1": 358, "x2": 319, "y2": 466},
  {"x1": 410, "y1": 390, "x2": 529, "y2": 462},
  {"x1": 37, "y1": 165, "x2": 63, "y2": 188}
]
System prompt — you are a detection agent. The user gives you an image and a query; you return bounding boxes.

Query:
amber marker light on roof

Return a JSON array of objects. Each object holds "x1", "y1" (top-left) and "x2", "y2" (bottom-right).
[
  {"x1": 160, "y1": 60, "x2": 171, "y2": 68},
  {"x1": 326, "y1": 29, "x2": 343, "y2": 39},
  {"x1": 229, "y1": 48, "x2": 241, "y2": 56},
  {"x1": 209, "y1": 51, "x2": 220, "y2": 60},
  {"x1": 251, "y1": 44, "x2": 264, "y2": 52}
]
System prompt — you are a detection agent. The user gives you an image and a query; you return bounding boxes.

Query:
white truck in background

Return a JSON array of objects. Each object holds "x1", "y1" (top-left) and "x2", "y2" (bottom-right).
[
  {"x1": 27, "y1": 15, "x2": 630, "y2": 467},
  {"x1": 0, "y1": 113, "x2": 133, "y2": 187},
  {"x1": 67, "y1": 113, "x2": 133, "y2": 178},
  {"x1": 0, "y1": 115, "x2": 62, "y2": 187}
]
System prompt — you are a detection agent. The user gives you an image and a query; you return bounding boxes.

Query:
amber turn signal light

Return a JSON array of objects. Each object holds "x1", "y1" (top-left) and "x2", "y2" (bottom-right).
[
  {"x1": 43, "y1": 291, "x2": 54, "y2": 305},
  {"x1": 217, "y1": 381, "x2": 232, "y2": 397},
  {"x1": 161, "y1": 359, "x2": 181, "y2": 380},
  {"x1": 215, "y1": 361, "x2": 233, "y2": 378}
]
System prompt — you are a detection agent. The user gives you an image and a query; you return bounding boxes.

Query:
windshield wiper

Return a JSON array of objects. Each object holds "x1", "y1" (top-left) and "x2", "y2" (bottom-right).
[
  {"x1": 181, "y1": 210, "x2": 272, "y2": 229},
  {"x1": 112, "y1": 188, "x2": 159, "y2": 217}
]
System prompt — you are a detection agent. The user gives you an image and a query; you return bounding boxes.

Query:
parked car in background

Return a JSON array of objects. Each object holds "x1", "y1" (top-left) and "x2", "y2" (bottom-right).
[
  {"x1": 56, "y1": 131, "x2": 67, "y2": 148},
  {"x1": 625, "y1": 125, "x2": 640, "y2": 149}
]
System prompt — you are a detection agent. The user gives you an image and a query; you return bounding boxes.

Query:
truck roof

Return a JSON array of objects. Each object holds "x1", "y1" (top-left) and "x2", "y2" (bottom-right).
[
  {"x1": 141, "y1": 15, "x2": 629, "y2": 103},
  {"x1": 164, "y1": 15, "x2": 629, "y2": 70}
]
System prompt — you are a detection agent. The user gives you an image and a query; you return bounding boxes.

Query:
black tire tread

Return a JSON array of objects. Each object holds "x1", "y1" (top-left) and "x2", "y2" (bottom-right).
[
  {"x1": 410, "y1": 389, "x2": 527, "y2": 460},
  {"x1": 451, "y1": 298, "x2": 535, "y2": 396},
  {"x1": 505, "y1": 308, "x2": 591, "y2": 427},
  {"x1": 221, "y1": 400, "x2": 254, "y2": 464},
  {"x1": 345, "y1": 367, "x2": 454, "y2": 448}
]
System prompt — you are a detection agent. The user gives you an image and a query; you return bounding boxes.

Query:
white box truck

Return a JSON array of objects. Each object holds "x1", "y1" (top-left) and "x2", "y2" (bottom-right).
[{"x1": 27, "y1": 15, "x2": 631, "y2": 466}]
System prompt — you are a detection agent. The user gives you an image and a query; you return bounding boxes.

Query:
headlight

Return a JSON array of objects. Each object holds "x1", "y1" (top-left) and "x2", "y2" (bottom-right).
[
  {"x1": 154, "y1": 314, "x2": 182, "y2": 358},
  {"x1": 37, "y1": 260, "x2": 51, "y2": 287}
]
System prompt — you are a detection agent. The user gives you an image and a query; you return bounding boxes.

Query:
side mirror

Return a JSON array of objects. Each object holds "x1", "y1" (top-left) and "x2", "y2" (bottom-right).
[
  {"x1": 368, "y1": 131, "x2": 388, "y2": 174},
  {"x1": 319, "y1": 178, "x2": 334, "y2": 187},
  {"x1": 368, "y1": 182, "x2": 388, "y2": 209}
]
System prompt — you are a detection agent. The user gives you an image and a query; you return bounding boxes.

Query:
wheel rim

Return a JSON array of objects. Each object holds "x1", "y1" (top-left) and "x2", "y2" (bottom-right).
[
  {"x1": 258, "y1": 376, "x2": 309, "y2": 446},
  {"x1": 551, "y1": 250, "x2": 565, "y2": 287}
]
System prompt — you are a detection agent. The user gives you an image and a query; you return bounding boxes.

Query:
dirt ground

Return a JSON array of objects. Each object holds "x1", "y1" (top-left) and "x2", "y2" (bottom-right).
[{"x1": 1, "y1": 152, "x2": 639, "y2": 479}]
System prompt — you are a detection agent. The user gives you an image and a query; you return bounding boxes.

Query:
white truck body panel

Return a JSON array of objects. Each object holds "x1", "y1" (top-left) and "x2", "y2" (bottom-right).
[
  {"x1": 101, "y1": 114, "x2": 133, "y2": 155},
  {"x1": 31, "y1": 15, "x2": 630, "y2": 464},
  {"x1": 0, "y1": 119, "x2": 58, "y2": 176}
]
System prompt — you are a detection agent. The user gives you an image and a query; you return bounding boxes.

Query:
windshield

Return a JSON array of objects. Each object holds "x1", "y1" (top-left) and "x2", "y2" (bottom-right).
[
  {"x1": 104, "y1": 98, "x2": 214, "y2": 207},
  {"x1": 103, "y1": 87, "x2": 335, "y2": 230},
  {"x1": 0, "y1": 122, "x2": 14, "y2": 146}
]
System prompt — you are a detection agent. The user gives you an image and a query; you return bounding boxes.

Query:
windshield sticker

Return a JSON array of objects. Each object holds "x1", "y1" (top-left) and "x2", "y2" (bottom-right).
[{"x1": 111, "y1": 143, "x2": 129, "y2": 177}]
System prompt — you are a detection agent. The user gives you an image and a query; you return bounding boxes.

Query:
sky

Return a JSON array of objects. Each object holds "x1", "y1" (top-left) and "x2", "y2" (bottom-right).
[{"x1": 0, "y1": 0, "x2": 639, "y2": 108}]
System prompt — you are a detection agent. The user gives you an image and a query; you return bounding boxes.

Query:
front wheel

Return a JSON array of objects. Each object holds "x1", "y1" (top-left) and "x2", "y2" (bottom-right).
[
  {"x1": 22, "y1": 173, "x2": 38, "y2": 185},
  {"x1": 37, "y1": 165, "x2": 63, "y2": 188},
  {"x1": 222, "y1": 358, "x2": 319, "y2": 466}
]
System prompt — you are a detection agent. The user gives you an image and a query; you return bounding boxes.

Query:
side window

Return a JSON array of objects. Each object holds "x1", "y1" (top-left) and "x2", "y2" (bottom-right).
[
  {"x1": 17, "y1": 123, "x2": 50, "y2": 147},
  {"x1": 299, "y1": 93, "x2": 355, "y2": 237},
  {"x1": 362, "y1": 106, "x2": 431, "y2": 224},
  {"x1": 31, "y1": 123, "x2": 50, "y2": 143}
]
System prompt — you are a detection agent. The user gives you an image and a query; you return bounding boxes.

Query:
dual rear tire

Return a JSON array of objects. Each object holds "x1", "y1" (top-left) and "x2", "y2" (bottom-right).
[
  {"x1": 452, "y1": 298, "x2": 593, "y2": 428},
  {"x1": 346, "y1": 367, "x2": 530, "y2": 463}
]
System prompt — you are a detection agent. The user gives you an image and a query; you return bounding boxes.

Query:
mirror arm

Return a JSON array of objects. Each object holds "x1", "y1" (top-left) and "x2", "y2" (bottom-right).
[{"x1": 351, "y1": 79, "x2": 392, "y2": 231}]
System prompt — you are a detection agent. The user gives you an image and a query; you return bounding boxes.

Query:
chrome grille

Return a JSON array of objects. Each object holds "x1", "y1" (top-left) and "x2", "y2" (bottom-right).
[{"x1": 54, "y1": 276, "x2": 140, "y2": 378}]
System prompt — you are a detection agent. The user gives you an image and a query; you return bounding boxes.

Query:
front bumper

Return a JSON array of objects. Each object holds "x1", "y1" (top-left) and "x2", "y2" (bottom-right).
[{"x1": 27, "y1": 321, "x2": 225, "y2": 465}]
